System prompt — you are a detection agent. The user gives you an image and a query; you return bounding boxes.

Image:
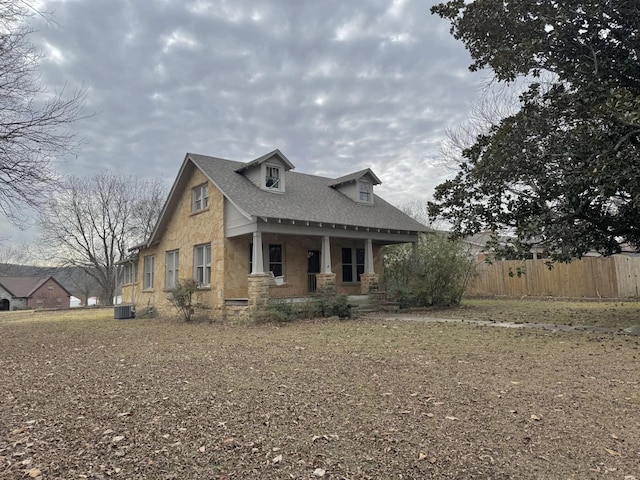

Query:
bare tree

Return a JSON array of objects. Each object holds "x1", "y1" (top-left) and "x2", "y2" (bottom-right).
[
  {"x1": 131, "y1": 178, "x2": 168, "y2": 242},
  {"x1": 65, "y1": 267, "x2": 101, "y2": 306},
  {"x1": 0, "y1": 0, "x2": 86, "y2": 225},
  {"x1": 37, "y1": 173, "x2": 167, "y2": 306},
  {"x1": 438, "y1": 79, "x2": 521, "y2": 170}
]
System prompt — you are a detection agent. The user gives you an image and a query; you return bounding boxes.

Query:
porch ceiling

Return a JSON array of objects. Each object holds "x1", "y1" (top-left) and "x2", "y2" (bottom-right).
[{"x1": 227, "y1": 216, "x2": 420, "y2": 244}]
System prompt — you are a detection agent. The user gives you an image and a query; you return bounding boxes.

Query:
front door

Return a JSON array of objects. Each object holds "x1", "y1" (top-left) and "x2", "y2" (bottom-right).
[
  {"x1": 0, "y1": 299, "x2": 9, "y2": 311},
  {"x1": 307, "y1": 250, "x2": 320, "y2": 293}
]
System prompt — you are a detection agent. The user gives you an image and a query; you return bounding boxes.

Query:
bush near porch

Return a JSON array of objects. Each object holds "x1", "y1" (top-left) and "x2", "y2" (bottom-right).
[{"x1": 384, "y1": 233, "x2": 477, "y2": 308}]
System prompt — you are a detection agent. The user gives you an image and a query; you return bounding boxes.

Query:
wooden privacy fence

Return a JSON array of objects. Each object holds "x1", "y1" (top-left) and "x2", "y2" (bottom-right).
[{"x1": 466, "y1": 255, "x2": 640, "y2": 298}]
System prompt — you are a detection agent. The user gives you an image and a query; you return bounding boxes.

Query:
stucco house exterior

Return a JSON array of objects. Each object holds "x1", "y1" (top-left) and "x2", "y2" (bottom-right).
[
  {"x1": 0, "y1": 276, "x2": 72, "y2": 311},
  {"x1": 121, "y1": 150, "x2": 429, "y2": 317}
]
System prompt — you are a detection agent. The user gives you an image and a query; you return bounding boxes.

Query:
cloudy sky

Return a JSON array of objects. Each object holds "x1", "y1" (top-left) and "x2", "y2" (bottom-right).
[{"x1": 3, "y1": 0, "x2": 487, "y2": 250}]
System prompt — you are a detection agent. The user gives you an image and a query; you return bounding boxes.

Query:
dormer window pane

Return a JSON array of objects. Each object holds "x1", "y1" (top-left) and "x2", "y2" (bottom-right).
[
  {"x1": 266, "y1": 166, "x2": 280, "y2": 189},
  {"x1": 359, "y1": 181, "x2": 371, "y2": 202}
]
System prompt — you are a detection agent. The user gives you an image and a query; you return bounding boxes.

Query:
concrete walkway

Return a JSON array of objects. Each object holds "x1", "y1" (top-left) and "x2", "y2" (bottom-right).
[{"x1": 365, "y1": 312, "x2": 640, "y2": 336}]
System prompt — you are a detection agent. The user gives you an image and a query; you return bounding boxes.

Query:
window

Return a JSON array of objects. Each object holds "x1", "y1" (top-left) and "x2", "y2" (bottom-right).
[
  {"x1": 359, "y1": 181, "x2": 371, "y2": 202},
  {"x1": 269, "y1": 244, "x2": 283, "y2": 277},
  {"x1": 341, "y1": 247, "x2": 365, "y2": 282},
  {"x1": 166, "y1": 250, "x2": 179, "y2": 288},
  {"x1": 248, "y1": 243, "x2": 284, "y2": 277},
  {"x1": 123, "y1": 262, "x2": 138, "y2": 284},
  {"x1": 143, "y1": 255, "x2": 155, "y2": 290},
  {"x1": 265, "y1": 166, "x2": 280, "y2": 189},
  {"x1": 192, "y1": 183, "x2": 209, "y2": 212},
  {"x1": 194, "y1": 243, "x2": 211, "y2": 286}
]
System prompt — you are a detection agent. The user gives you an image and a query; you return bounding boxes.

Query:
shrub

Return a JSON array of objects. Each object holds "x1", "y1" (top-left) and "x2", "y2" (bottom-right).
[
  {"x1": 167, "y1": 279, "x2": 201, "y2": 322},
  {"x1": 384, "y1": 233, "x2": 477, "y2": 307},
  {"x1": 257, "y1": 295, "x2": 351, "y2": 324}
]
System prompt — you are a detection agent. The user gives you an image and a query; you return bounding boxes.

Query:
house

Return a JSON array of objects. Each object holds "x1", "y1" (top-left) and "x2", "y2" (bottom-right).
[
  {"x1": 121, "y1": 149, "x2": 430, "y2": 317},
  {"x1": 0, "y1": 276, "x2": 72, "y2": 311}
]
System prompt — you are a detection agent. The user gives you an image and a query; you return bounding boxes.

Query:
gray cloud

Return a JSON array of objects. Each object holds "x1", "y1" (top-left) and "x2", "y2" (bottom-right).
[{"x1": 3, "y1": 0, "x2": 483, "y2": 248}]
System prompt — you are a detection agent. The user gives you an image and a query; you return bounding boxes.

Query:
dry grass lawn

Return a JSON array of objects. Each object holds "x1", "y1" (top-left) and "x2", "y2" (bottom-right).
[
  {"x1": 1, "y1": 304, "x2": 639, "y2": 479},
  {"x1": 428, "y1": 298, "x2": 640, "y2": 329}
]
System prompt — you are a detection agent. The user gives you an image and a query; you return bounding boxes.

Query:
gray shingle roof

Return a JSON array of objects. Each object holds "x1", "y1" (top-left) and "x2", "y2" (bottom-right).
[
  {"x1": 234, "y1": 149, "x2": 294, "y2": 173},
  {"x1": 189, "y1": 153, "x2": 430, "y2": 233},
  {"x1": 329, "y1": 168, "x2": 381, "y2": 186}
]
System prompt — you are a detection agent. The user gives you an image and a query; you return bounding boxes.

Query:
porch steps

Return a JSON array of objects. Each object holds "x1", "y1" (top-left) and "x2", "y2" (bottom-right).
[{"x1": 348, "y1": 293, "x2": 399, "y2": 315}]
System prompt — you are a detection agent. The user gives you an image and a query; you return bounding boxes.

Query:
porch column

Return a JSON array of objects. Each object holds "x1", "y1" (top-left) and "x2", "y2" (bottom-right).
[
  {"x1": 321, "y1": 236, "x2": 332, "y2": 273},
  {"x1": 251, "y1": 231, "x2": 264, "y2": 274},
  {"x1": 317, "y1": 235, "x2": 336, "y2": 293},
  {"x1": 365, "y1": 238, "x2": 375, "y2": 274},
  {"x1": 361, "y1": 238, "x2": 379, "y2": 294},
  {"x1": 248, "y1": 230, "x2": 269, "y2": 314}
]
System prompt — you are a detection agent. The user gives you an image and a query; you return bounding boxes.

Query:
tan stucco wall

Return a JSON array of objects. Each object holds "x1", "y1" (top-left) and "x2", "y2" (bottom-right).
[{"x1": 122, "y1": 168, "x2": 225, "y2": 314}]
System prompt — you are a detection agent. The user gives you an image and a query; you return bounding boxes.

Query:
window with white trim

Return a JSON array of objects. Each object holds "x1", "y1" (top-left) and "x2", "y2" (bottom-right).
[
  {"x1": 265, "y1": 165, "x2": 280, "y2": 189},
  {"x1": 143, "y1": 255, "x2": 155, "y2": 290},
  {"x1": 341, "y1": 247, "x2": 365, "y2": 282},
  {"x1": 269, "y1": 244, "x2": 283, "y2": 277},
  {"x1": 359, "y1": 181, "x2": 372, "y2": 202},
  {"x1": 192, "y1": 183, "x2": 209, "y2": 212},
  {"x1": 165, "y1": 250, "x2": 179, "y2": 288},
  {"x1": 248, "y1": 243, "x2": 284, "y2": 278},
  {"x1": 123, "y1": 262, "x2": 138, "y2": 284},
  {"x1": 194, "y1": 243, "x2": 211, "y2": 286}
]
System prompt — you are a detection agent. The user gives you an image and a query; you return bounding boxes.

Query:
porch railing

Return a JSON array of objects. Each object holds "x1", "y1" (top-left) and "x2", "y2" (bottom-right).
[{"x1": 307, "y1": 273, "x2": 317, "y2": 293}]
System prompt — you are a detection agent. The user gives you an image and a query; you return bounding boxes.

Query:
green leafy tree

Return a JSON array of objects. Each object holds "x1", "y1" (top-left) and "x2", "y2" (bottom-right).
[
  {"x1": 385, "y1": 234, "x2": 477, "y2": 307},
  {"x1": 429, "y1": 0, "x2": 640, "y2": 261}
]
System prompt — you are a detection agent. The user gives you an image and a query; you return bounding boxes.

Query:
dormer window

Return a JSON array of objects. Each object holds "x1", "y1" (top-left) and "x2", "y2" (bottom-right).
[
  {"x1": 266, "y1": 165, "x2": 280, "y2": 189},
  {"x1": 329, "y1": 168, "x2": 380, "y2": 203},
  {"x1": 359, "y1": 181, "x2": 372, "y2": 203},
  {"x1": 235, "y1": 149, "x2": 293, "y2": 192}
]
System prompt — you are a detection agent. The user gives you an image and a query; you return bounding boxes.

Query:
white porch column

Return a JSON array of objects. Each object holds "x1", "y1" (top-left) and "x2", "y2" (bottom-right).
[
  {"x1": 251, "y1": 231, "x2": 264, "y2": 274},
  {"x1": 365, "y1": 238, "x2": 375, "y2": 274},
  {"x1": 321, "y1": 236, "x2": 332, "y2": 273}
]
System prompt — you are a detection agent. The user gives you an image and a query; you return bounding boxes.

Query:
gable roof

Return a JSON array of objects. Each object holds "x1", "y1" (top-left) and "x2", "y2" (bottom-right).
[
  {"x1": 329, "y1": 168, "x2": 382, "y2": 187},
  {"x1": 0, "y1": 276, "x2": 71, "y2": 298},
  {"x1": 145, "y1": 152, "x2": 431, "y2": 247},
  {"x1": 234, "y1": 149, "x2": 295, "y2": 173}
]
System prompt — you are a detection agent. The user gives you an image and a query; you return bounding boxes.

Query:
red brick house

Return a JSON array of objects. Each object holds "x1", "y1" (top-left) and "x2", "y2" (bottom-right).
[{"x1": 0, "y1": 276, "x2": 72, "y2": 311}]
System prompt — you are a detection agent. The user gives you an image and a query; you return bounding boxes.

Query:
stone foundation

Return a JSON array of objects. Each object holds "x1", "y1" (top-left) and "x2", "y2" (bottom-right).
[
  {"x1": 316, "y1": 273, "x2": 337, "y2": 293},
  {"x1": 247, "y1": 274, "x2": 270, "y2": 313},
  {"x1": 360, "y1": 273, "x2": 379, "y2": 294}
]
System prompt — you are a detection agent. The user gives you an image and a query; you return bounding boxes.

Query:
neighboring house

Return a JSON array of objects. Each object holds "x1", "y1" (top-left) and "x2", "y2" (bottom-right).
[
  {"x1": 463, "y1": 231, "x2": 638, "y2": 262},
  {"x1": 0, "y1": 276, "x2": 72, "y2": 311},
  {"x1": 121, "y1": 149, "x2": 430, "y2": 316},
  {"x1": 462, "y1": 231, "x2": 549, "y2": 262}
]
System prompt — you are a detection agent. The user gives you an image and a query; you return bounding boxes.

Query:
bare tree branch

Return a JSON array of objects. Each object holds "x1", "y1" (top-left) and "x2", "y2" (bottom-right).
[
  {"x1": 37, "y1": 173, "x2": 168, "y2": 305},
  {"x1": 0, "y1": 0, "x2": 87, "y2": 226}
]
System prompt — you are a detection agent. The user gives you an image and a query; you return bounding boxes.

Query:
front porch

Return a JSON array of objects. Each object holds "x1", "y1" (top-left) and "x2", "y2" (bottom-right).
[{"x1": 222, "y1": 227, "x2": 416, "y2": 317}]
